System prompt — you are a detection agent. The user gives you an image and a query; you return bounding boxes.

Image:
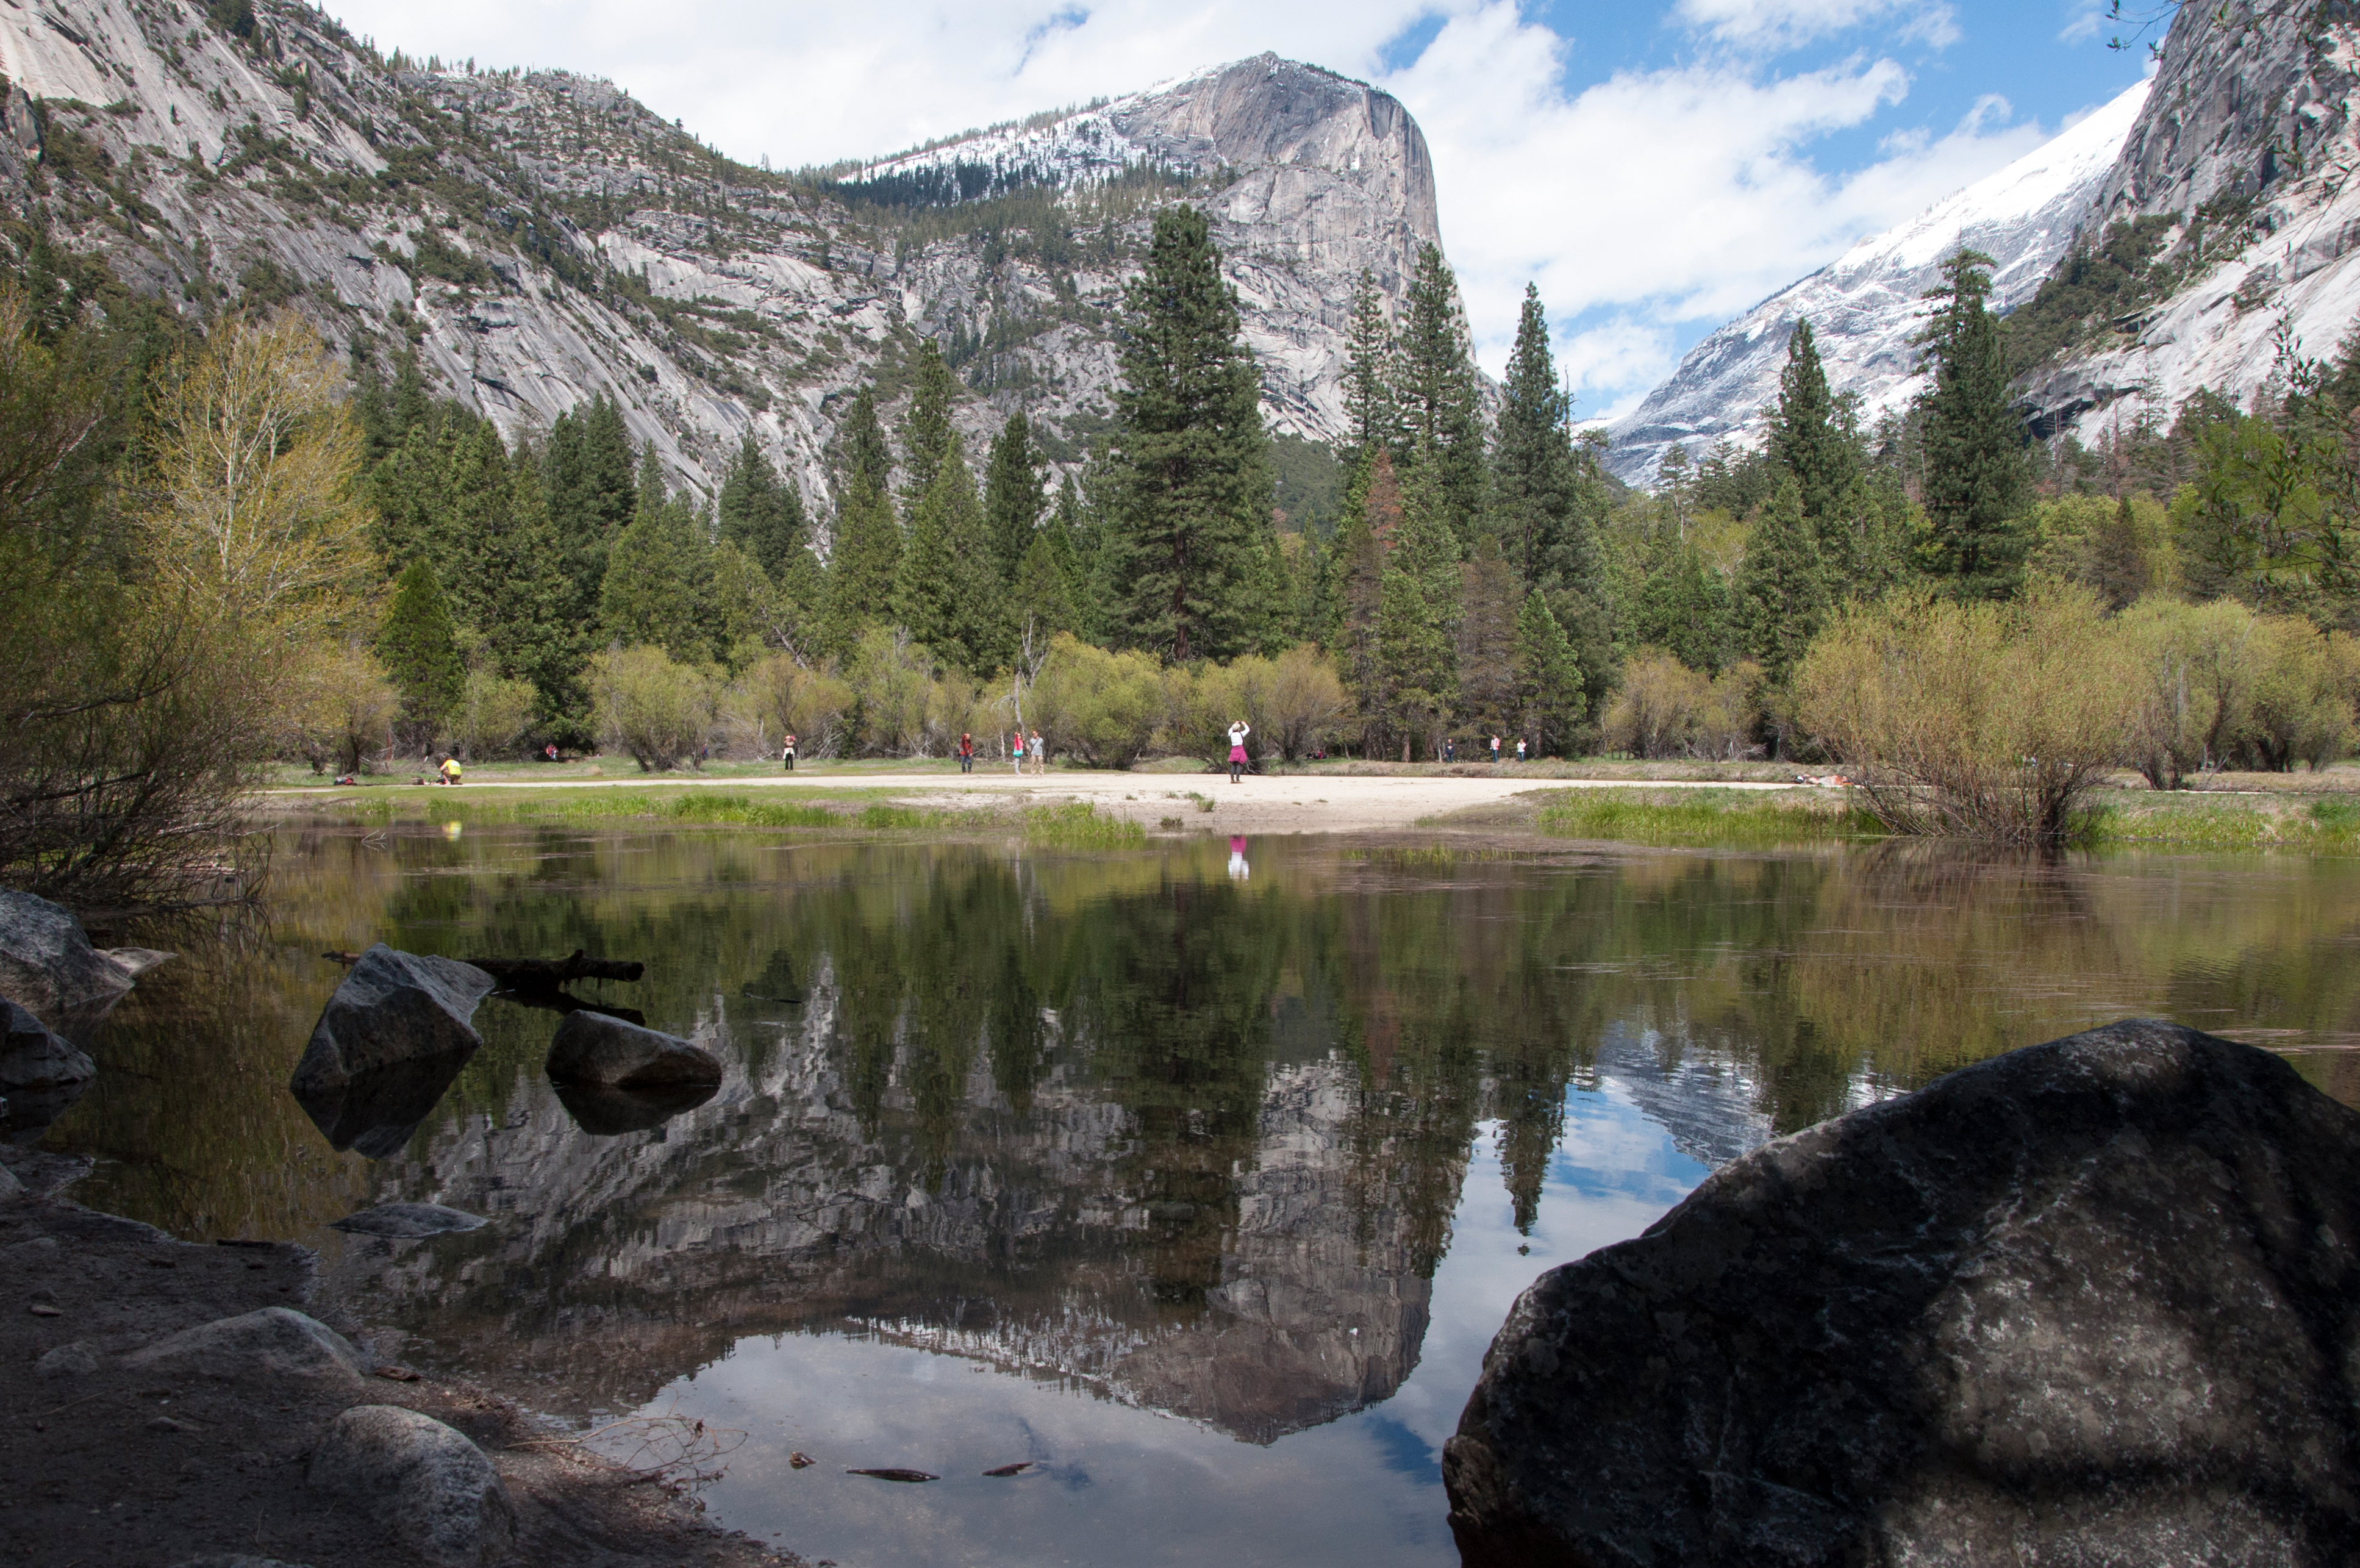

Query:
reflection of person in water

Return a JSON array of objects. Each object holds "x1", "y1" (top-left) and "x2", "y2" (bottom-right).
[{"x1": 1228, "y1": 835, "x2": 1249, "y2": 881}]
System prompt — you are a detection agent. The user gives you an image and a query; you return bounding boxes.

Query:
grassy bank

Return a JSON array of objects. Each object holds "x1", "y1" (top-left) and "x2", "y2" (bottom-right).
[
  {"x1": 281, "y1": 787, "x2": 1145, "y2": 847},
  {"x1": 1534, "y1": 788, "x2": 1886, "y2": 848},
  {"x1": 2079, "y1": 795, "x2": 2360, "y2": 853}
]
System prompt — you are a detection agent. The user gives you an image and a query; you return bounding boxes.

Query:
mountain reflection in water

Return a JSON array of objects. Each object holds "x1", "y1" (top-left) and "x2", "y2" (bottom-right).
[{"x1": 40, "y1": 826, "x2": 2360, "y2": 1562}]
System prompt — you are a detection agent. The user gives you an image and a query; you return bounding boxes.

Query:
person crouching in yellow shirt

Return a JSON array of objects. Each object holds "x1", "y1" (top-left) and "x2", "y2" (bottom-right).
[{"x1": 438, "y1": 756, "x2": 463, "y2": 786}]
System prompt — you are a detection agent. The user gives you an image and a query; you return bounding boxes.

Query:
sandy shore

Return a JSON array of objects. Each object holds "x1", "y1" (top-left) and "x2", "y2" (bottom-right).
[{"x1": 347, "y1": 769, "x2": 1798, "y2": 836}]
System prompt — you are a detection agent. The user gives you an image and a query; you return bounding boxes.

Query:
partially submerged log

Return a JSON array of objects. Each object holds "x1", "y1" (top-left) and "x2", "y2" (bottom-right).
[{"x1": 321, "y1": 949, "x2": 644, "y2": 986}]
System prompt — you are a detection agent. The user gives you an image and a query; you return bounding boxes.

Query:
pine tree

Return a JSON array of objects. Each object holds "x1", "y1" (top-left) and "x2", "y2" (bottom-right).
[
  {"x1": 1632, "y1": 542, "x2": 1734, "y2": 674},
  {"x1": 1105, "y1": 206, "x2": 1270, "y2": 661},
  {"x1": 982, "y1": 412, "x2": 1046, "y2": 587},
  {"x1": 1734, "y1": 478, "x2": 1829, "y2": 682},
  {"x1": 901, "y1": 340, "x2": 960, "y2": 503},
  {"x1": 1493, "y1": 284, "x2": 1585, "y2": 593},
  {"x1": 1012, "y1": 531, "x2": 1076, "y2": 644},
  {"x1": 1918, "y1": 250, "x2": 2028, "y2": 599},
  {"x1": 894, "y1": 452, "x2": 967, "y2": 667},
  {"x1": 1512, "y1": 592, "x2": 1582, "y2": 756},
  {"x1": 1770, "y1": 318, "x2": 1860, "y2": 527},
  {"x1": 1379, "y1": 458, "x2": 1461, "y2": 754},
  {"x1": 820, "y1": 388, "x2": 902, "y2": 657},
  {"x1": 462, "y1": 432, "x2": 576, "y2": 712},
  {"x1": 377, "y1": 559, "x2": 465, "y2": 749},
  {"x1": 1328, "y1": 449, "x2": 1397, "y2": 750},
  {"x1": 543, "y1": 393, "x2": 636, "y2": 623},
  {"x1": 1343, "y1": 269, "x2": 1399, "y2": 456},
  {"x1": 1395, "y1": 244, "x2": 1486, "y2": 541},
  {"x1": 717, "y1": 431, "x2": 807, "y2": 579},
  {"x1": 601, "y1": 492, "x2": 714, "y2": 665},
  {"x1": 1455, "y1": 533, "x2": 1520, "y2": 737}
]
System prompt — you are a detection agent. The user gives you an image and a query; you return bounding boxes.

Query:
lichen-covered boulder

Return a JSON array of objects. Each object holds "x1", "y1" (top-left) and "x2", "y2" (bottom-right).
[
  {"x1": 1443, "y1": 1020, "x2": 2360, "y2": 1568},
  {"x1": 288, "y1": 947, "x2": 494, "y2": 1158},
  {"x1": 308, "y1": 1404, "x2": 517, "y2": 1567},
  {"x1": 545, "y1": 1010, "x2": 722, "y2": 1089},
  {"x1": 124, "y1": 1306, "x2": 369, "y2": 1387}
]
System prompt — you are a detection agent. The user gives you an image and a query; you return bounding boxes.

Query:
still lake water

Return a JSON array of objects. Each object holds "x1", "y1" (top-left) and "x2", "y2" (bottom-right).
[{"x1": 33, "y1": 823, "x2": 2360, "y2": 1566}]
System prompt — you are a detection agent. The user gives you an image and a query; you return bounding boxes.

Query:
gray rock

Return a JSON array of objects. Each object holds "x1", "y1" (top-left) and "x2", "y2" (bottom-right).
[
  {"x1": 167, "y1": 1558, "x2": 317, "y2": 1567},
  {"x1": 34, "y1": 1341, "x2": 98, "y2": 1378},
  {"x1": 0, "y1": 889, "x2": 137, "y2": 1031},
  {"x1": 123, "y1": 1307, "x2": 368, "y2": 1387},
  {"x1": 0, "y1": 999, "x2": 96, "y2": 1090},
  {"x1": 288, "y1": 947, "x2": 495, "y2": 1158},
  {"x1": 552, "y1": 1077, "x2": 718, "y2": 1136},
  {"x1": 0, "y1": 1163, "x2": 20, "y2": 1203},
  {"x1": 1443, "y1": 1020, "x2": 2360, "y2": 1568},
  {"x1": 330, "y1": 1201, "x2": 487, "y2": 1237},
  {"x1": 308, "y1": 1403, "x2": 518, "y2": 1568},
  {"x1": 545, "y1": 1010, "x2": 722, "y2": 1090}
]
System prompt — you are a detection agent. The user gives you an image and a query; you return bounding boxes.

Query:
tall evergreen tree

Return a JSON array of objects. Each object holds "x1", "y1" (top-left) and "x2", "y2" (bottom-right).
[
  {"x1": 1343, "y1": 269, "x2": 1400, "y2": 457},
  {"x1": 717, "y1": 431, "x2": 807, "y2": 579},
  {"x1": 982, "y1": 412, "x2": 1047, "y2": 587},
  {"x1": 1493, "y1": 284, "x2": 1584, "y2": 593},
  {"x1": 1918, "y1": 250, "x2": 2028, "y2": 598},
  {"x1": 1735, "y1": 478, "x2": 1829, "y2": 683},
  {"x1": 901, "y1": 340, "x2": 960, "y2": 503},
  {"x1": 1632, "y1": 542, "x2": 1733, "y2": 674},
  {"x1": 820, "y1": 388, "x2": 903, "y2": 658},
  {"x1": 1395, "y1": 244, "x2": 1486, "y2": 540},
  {"x1": 1770, "y1": 318, "x2": 1860, "y2": 527},
  {"x1": 377, "y1": 559, "x2": 465, "y2": 749},
  {"x1": 1512, "y1": 592, "x2": 1582, "y2": 756},
  {"x1": 601, "y1": 487, "x2": 716, "y2": 665},
  {"x1": 1378, "y1": 459, "x2": 1462, "y2": 754},
  {"x1": 543, "y1": 393, "x2": 635, "y2": 623},
  {"x1": 1455, "y1": 533, "x2": 1520, "y2": 737},
  {"x1": 1105, "y1": 206, "x2": 1270, "y2": 661},
  {"x1": 1328, "y1": 448, "x2": 1397, "y2": 750}
]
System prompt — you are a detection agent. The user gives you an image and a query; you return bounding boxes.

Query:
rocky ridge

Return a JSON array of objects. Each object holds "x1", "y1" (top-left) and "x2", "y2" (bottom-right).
[{"x1": 0, "y1": 0, "x2": 1440, "y2": 513}]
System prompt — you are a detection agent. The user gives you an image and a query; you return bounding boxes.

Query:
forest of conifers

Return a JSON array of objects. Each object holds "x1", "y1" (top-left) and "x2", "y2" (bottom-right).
[{"x1": 5, "y1": 201, "x2": 2359, "y2": 898}]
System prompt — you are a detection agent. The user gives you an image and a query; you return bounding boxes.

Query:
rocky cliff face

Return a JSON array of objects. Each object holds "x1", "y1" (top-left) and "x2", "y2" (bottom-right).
[
  {"x1": 1604, "y1": 81, "x2": 2148, "y2": 485},
  {"x1": 0, "y1": 0, "x2": 1438, "y2": 513},
  {"x1": 1611, "y1": 1, "x2": 2360, "y2": 484},
  {"x1": 2016, "y1": 1, "x2": 2360, "y2": 437}
]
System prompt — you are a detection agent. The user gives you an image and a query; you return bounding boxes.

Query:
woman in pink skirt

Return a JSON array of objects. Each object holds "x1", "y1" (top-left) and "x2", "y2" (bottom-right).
[{"x1": 1226, "y1": 720, "x2": 1251, "y2": 784}]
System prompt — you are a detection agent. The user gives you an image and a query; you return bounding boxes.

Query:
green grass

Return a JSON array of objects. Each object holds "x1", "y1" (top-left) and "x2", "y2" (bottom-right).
[
  {"x1": 284, "y1": 787, "x2": 995, "y2": 835},
  {"x1": 1536, "y1": 789, "x2": 1886, "y2": 848},
  {"x1": 2078, "y1": 796, "x2": 2360, "y2": 854},
  {"x1": 1021, "y1": 801, "x2": 1148, "y2": 849}
]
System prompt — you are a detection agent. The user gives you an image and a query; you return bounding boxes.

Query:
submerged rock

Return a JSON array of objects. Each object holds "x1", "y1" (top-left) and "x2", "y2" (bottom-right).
[
  {"x1": 0, "y1": 888, "x2": 170, "y2": 1033},
  {"x1": 545, "y1": 1011, "x2": 722, "y2": 1090},
  {"x1": 34, "y1": 1341, "x2": 99, "y2": 1379},
  {"x1": 289, "y1": 947, "x2": 495, "y2": 1158},
  {"x1": 552, "y1": 1078, "x2": 718, "y2": 1136},
  {"x1": 330, "y1": 1202, "x2": 487, "y2": 1238},
  {"x1": 308, "y1": 1403, "x2": 517, "y2": 1568},
  {"x1": 124, "y1": 1306, "x2": 369, "y2": 1387},
  {"x1": 1443, "y1": 1019, "x2": 2360, "y2": 1568}
]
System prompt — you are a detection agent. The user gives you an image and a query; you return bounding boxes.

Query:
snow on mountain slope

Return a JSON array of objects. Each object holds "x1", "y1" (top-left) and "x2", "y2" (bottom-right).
[{"x1": 1606, "y1": 79, "x2": 2149, "y2": 485}]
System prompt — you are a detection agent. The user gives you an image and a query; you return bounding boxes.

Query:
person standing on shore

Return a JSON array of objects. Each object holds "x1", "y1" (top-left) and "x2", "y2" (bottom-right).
[
  {"x1": 1515, "y1": 737, "x2": 1527, "y2": 763},
  {"x1": 1029, "y1": 730, "x2": 1046, "y2": 776},
  {"x1": 1489, "y1": 734, "x2": 1501, "y2": 764},
  {"x1": 1227, "y1": 720, "x2": 1251, "y2": 784},
  {"x1": 782, "y1": 734, "x2": 797, "y2": 772},
  {"x1": 959, "y1": 733, "x2": 974, "y2": 773},
  {"x1": 1444, "y1": 737, "x2": 1456, "y2": 764},
  {"x1": 1010, "y1": 729, "x2": 1025, "y2": 775}
]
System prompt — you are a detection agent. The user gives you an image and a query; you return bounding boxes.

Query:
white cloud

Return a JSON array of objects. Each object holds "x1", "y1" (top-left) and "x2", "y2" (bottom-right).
[
  {"x1": 1674, "y1": 0, "x2": 1958, "y2": 50},
  {"x1": 315, "y1": 0, "x2": 2073, "y2": 423},
  {"x1": 1379, "y1": 3, "x2": 2048, "y2": 407}
]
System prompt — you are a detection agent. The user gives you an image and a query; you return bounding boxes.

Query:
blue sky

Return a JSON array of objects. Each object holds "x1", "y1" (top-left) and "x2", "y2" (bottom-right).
[{"x1": 322, "y1": 0, "x2": 2154, "y2": 420}]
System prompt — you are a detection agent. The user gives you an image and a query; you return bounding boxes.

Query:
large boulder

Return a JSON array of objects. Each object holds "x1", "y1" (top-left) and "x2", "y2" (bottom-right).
[
  {"x1": 288, "y1": 947, "x2": 495, "y2": 1158},
  {"x1": 308, "y1": 1404, "x2": 517, "y2": 1567},
  {"x1": 124, "y1": 1306, "x2": 370, "y2": 1387},
  {"x1": 1444, "y1": 1020, "x2": 2360, "y2": 1568},
  {"x1": 0, "y1": 888, "x2": 171, "y2": 1032},
  {"x1": 552, "y1": 1077, "x2": 719, "y2": 1136},
  {"x1": 545, "y1": 1010, "x2": 722, "y2": 1090}
]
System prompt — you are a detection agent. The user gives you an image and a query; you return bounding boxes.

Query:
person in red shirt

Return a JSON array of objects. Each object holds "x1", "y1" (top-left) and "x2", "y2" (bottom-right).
[{"x1": 959, "y1": 732, "x2": 974, "y2": 773}]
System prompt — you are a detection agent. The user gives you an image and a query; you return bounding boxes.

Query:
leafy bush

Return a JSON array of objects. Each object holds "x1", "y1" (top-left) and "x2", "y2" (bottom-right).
[
  {"x1": 287, "y1": 642, "x2": 398, "y2": 774},
  {"x1": 454, "y1": 669, "x2": 537, "y2": 761},
  {"x1": 845, "y1": 629, "x2": 932, "y2": 756},
  {"x1": 724, "y1": 653, "x2": 853, "y2": 757},
  {"x1": 1793, "y1": 586, "x2": 2132, "y2": 842},
  {"x1": 589, "y1": 645, "x2": 717, "y2": 771},
  {"x1": 1030, "y1": 634, "x2": 1162, "y2": 768},
  {"x1": 1603, "y1": 652, "x2": 1762, "y2": 761}
]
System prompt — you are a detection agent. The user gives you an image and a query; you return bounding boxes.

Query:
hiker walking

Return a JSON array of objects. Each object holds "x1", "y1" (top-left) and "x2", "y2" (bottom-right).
[
  {"x1": 1010, "y1": 729, "x2": 1025, "y2": 775},
  {"x1": 959, "y1": 732, "x2": 974, "y2": 773},
  {"x1": 1226, "y1": 720, "x2": 1251, "y2": 784},
  {"x1": 782, "y1": 733, "x2": 797, "y2": 771},
  {"x1": 1029, "y1": 729, "x2": 1045, "y2": 776}
]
